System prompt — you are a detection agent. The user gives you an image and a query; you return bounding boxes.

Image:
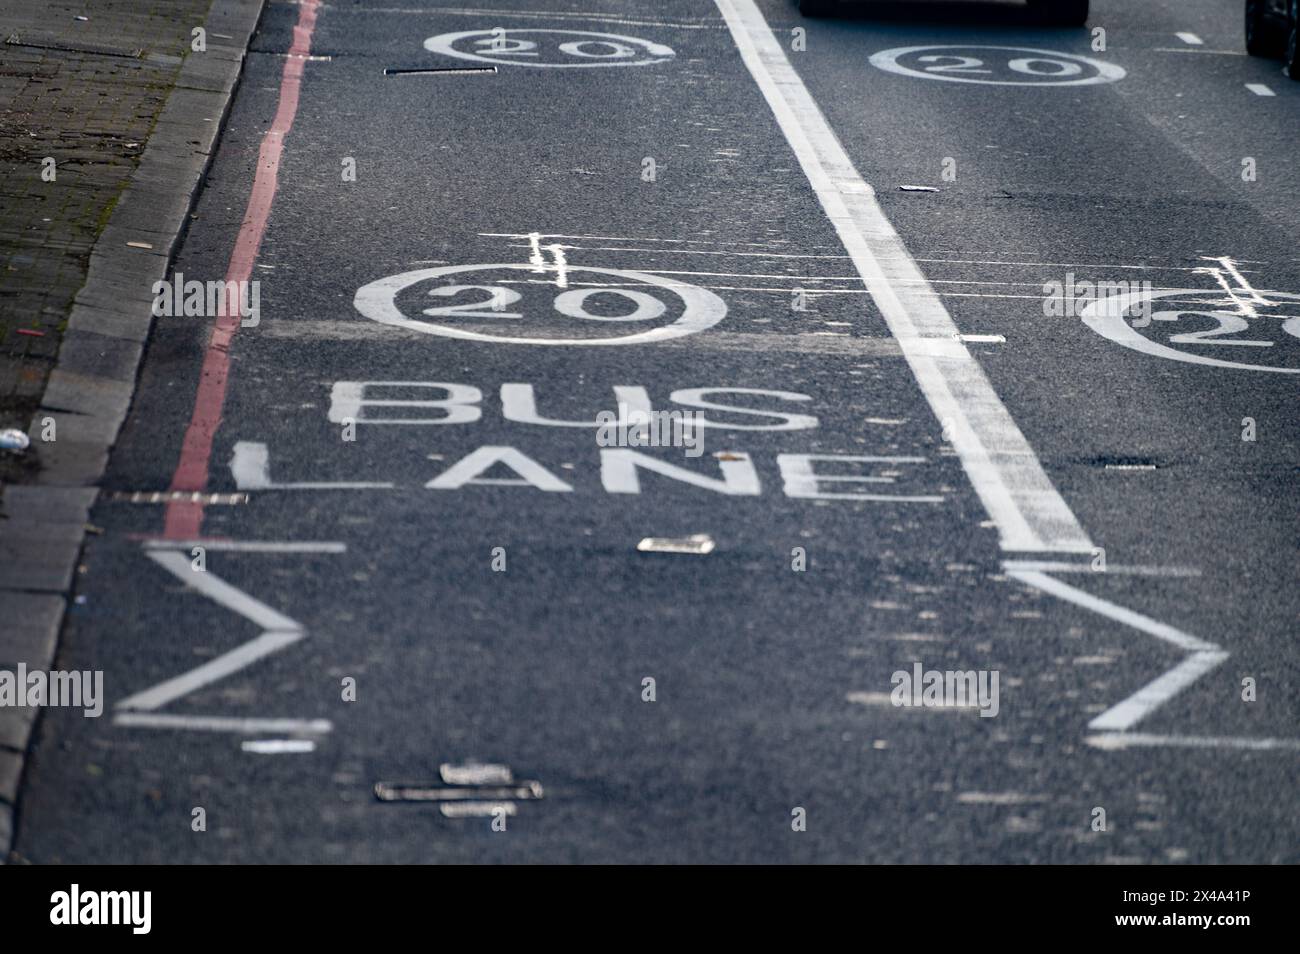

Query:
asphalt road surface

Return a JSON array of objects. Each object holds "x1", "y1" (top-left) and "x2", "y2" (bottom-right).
[{"x1": 15, "y1": 0, "x2": 1300, "y2": 863}]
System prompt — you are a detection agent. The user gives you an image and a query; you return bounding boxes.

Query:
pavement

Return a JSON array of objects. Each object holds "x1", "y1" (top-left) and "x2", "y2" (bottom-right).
[{"x1": 5, "y1": 0, "x2": 1300, "y2": 864}]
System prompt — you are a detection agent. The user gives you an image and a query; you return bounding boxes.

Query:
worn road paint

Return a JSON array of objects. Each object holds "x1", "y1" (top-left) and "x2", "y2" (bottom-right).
[
  {"x1": 1246, "y1": 83, "x2": 1276, "y2": 96},
  {"x1": 714, "y1": 0, "x2": 1092, "y2": 554}
]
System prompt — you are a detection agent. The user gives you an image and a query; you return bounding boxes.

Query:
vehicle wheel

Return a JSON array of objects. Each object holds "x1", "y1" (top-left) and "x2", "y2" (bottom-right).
[
  {"x1": 1028, "y1": 0, "x2": 1089, "y2": 26},
  {"x1": 798, "y1": 0, "x2": 838, "y2": 15},
  {"x1": 1286, "y1": 1, "x2": 1300, "y2": 78},
  {"x1": 1246, "y1": 0, "x2": 1286, "y2": 56}
]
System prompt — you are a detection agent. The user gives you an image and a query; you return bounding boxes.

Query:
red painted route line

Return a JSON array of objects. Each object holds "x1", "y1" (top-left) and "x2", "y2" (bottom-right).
[{"x1": 163, "y1": 0, "x2": 321, "y2": 539}]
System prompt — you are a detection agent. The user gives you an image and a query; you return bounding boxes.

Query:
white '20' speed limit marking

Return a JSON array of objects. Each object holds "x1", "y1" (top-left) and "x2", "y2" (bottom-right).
[
  {"x1": 353, "y1": 263, "x2": 727, "y2": 346},
  {"x1": 869, "y1": 46, "x2": 1125, "y2": 86},
  {"x1": 424, "y1": 29, "x2": 675, "y2": 68},
  {"x1": 1081, "y1": 288, "x2": 1300, "y2": 373}
]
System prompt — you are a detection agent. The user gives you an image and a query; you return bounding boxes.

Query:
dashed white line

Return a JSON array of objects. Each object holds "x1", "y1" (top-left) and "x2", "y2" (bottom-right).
[
  {"x1": 241, "y1": 739, "x2": 317, "y2": 753},
  {"x1": 1175, "y1": 32, "x2": 1203, "y2": 46},
  {"x1": 1246, "y1": 83, "x2": 1276, "y2": 96},
  {"x1": 1087, "y1": 733, "x2": 1300, "y2": 752}
]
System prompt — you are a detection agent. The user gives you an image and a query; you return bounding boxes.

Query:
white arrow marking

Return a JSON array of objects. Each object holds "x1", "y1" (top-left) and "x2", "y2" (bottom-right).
[
  {"x1": 1006, "y1": 569, "x2": 1227, "y2": 732},
  {"x1": 115, "y1": 551, "x2": 329, "y2": 735}
]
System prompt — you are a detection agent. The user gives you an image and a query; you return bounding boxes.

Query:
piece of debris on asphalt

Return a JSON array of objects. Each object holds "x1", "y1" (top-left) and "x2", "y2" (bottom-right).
[
  {"x1": 899, "y1": 185, "x2": 939, "y2": 192},
  {"x1": 0, "y1": 428, "x2": 31, "y2": 451},
  {"x1": 637, "y1": 534, "x2": 716, "y2": 555}
]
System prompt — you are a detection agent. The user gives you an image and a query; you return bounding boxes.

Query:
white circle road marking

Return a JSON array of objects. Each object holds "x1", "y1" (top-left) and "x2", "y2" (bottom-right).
[
  {"x1": 353, "y1": 264, "x2": 727, "y2": 346},
  {"x1": 423, "y1": 30, "x2": 675, "y2": 68},
  {"x1": 869, "y1": 46, "x2": 1125, "y2": 86},
  {"x1": 1081, "y1": 288, "x2": 1300, "y2": 373}
]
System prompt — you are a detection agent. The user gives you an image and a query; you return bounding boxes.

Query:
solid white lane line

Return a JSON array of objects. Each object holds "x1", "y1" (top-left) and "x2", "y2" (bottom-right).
[
  {"x1": 1087, "y1": 733, "x2": 1300, "y2": 751},
  {"x1": 1001, "y1": 559, "x2": 1201, "y2": 578},
  {"x1": 499, "y1": 241, "x2": 1247, "y2": 273},
  {"x1": 144, "y1": 540, "x2": 347, "y2": 553},
  {"x1": 114, "y1": 714, "x2": 332, "y2": 734},
  {"x1": 713, "y1": 0, "x2": 1091, "y2": 554}
]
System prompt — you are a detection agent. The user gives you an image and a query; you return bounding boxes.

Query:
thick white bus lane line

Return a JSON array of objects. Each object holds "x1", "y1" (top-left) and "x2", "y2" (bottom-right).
[
  {"x1": 712, "y1": 0, "x2": 1089, "y2": 557},
  {"x1": 711, "y1": 0, "x2": 1258, "y2": 743}
]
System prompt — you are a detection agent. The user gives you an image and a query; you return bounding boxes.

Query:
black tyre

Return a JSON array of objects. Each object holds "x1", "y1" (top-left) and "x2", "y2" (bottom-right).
[
  {"x1": 1246, "y1": 0, "x2": 1287, "y2": 56},
  {"x1": 1287, "y1": 1, "x2": 1300, "y2": 78},
  {"x1": 1028, "y1": 0, "x2": 1089, "y2": 26},
  {"x1": 798, "y1": 0, "x2": 838, "y2": 15}
]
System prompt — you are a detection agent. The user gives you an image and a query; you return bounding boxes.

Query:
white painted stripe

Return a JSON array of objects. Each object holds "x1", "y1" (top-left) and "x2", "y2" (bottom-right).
[
  {"x1": 547, "y1": 243, "x2": 569, "y2": 287},
  {"x1": 1006, "y1": 570, "x2": 1218, "y2": 652},
  {"x1": 1001, "y1": 559, "x2": 1201, "y2": 578},
  {"x1": 144, "y1": 540, "x2": 347, "y2": 553},
  {"x1": 362, "y1": 7, "x2": 726, "y2": 30},
  {"x1": 1087, "y1": 733, "x2": 1300, "y2": 752},
  {"x1": 847, "y1": 691, "x2": 978, "y2": 710},
  {"x1": 1088, "y1": 651, "x2": 1228, "y2": 731},
  {"x1": 955, "y1": 333, "x2": 1005, "y2": 343},
  {"x1": 241, "y1": 739, "x2": 317, "y2": 753},
  {"x1": 439, "y1": 802, "x2": 518, "y2": 818},
  {"x1": 714, "y1": 0, "x2": 1091, "y2": 553},
  {"x1": 146, "y1": 550, "x2": 299, "y2": 631},
  {"x1": 114, "y1": 713, "x2": 332, "y2": 734},
  {"x1": 500, "y1": 241, "x2": 1239, "y2": 273},
  {"x1": 116, "y1": 629, "x2": 303, "y2": 711},
  {"x1": 1246, "y1": 83, "x2": 1276, "y2": 96},
  {"x1": 440, "y1": 763, "x2": 514, "y2": 785},
  {"x1": 1174, "y1": 32, "x2": 1203, "y2": 45},
  {"x1": 1153, "y1": 47, "x2": 1247, "y2": 55}
]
